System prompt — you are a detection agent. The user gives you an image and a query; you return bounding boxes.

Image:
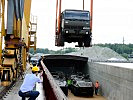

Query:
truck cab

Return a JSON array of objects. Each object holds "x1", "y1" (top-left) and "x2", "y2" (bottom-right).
[{"x1": 59, "y1": 9, "x2": 92, "y2": 47}]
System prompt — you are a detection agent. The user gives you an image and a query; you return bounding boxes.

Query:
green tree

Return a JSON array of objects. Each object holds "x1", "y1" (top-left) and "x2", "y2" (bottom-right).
[{"x1": 95, "y1": 43, "x2": 133, "y2": 58}]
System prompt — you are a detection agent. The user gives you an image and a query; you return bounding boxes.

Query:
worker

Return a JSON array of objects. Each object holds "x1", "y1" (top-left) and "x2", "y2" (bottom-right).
[
  {"x1": 18, "y1": 66, "x2": 42, "y2": 100},
  {"x1": 28, "y1": 55, "x2": 31, "y2": 63},
  {"x1": 95, "y1": 80, "x2": 100, "y2": 95},
  {"x1": 30, "y1": 63, "x2": 33, "y2": 69},
  {"x1": 67, "y1": 79, "x2": 72, "y2": 89},
  {"x1": 37, "y1": 56, "x2": 44, "y2": 70}
]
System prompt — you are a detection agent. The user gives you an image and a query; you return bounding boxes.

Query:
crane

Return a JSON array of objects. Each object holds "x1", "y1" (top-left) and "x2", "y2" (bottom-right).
[{"x1": 0, "y1": 0, "x2": 37, "y2": 86}]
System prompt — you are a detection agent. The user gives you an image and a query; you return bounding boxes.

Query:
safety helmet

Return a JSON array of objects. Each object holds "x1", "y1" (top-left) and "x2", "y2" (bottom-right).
[{"x1": 32, "y1": 66, "x2": 40, "y2": 72}]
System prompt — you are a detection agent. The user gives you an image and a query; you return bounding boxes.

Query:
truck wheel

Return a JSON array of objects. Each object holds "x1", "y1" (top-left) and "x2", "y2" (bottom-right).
[
  {"x1": 64, "y1": 88, "x2": 68, "y2": 96},
  {"x1": 73, "y1": 87, "x2": 78, "y2": 96},
  {"x1": 89, "y1": 88, "x2": 94, "y2": 97},
  {"x1": 84, "y1": 41, "x2": 90, "y2": 47},
  {"x1": 78, "y1": 42, "x2": 83, "y2": 47},
  {"x1": 59, "y1": 34, "x2": 64, "y2": 46},
  {"x1": 71, "y1": 86, "x2": 74, "y2": 93},
  {"x1": 84, "y1": 36, "x2": 91, "y2": 47},
  {"x1": 90, "y1": 92, "x2": 93, "y2": 97}
]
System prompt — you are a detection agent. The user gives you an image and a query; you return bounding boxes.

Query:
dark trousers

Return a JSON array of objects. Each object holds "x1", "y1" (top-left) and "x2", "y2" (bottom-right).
[
  {"x1": 18, "y1": 90, "x2": 40, "y2": 100},
  {"x1": 95, "y1": 87, "x2": 98, "y2": 95}
]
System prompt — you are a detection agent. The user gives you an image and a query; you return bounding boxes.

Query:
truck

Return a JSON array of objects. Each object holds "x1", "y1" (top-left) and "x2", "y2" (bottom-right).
[
  {"x1": 55, "y1": 0, "x2": 93, "y2": 47},
  {"x1": 58, "y1": 9, "x2": 92, "y2": 47}
]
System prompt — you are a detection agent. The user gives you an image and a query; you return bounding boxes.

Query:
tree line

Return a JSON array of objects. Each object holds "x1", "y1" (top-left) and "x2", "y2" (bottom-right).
[
  {"x1": 29, "y1": 44, "x2": 133, "y2": 58},
  {"x1": 95, "y1": 43, "x2": 133, "y2": 58},
  {"x1": 29, "y1": 47, "x2": 78, "y2": 54}
]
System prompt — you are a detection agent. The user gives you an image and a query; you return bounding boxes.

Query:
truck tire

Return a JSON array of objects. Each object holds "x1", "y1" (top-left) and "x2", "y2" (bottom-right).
[
  {"x1": 59, "y1": 34, "x2": 64, "y2": 46},
  {"x1": 89, "y1": 88, "x2": 94, "y2": 97},
  {"x1": 73, "y1": 87, "x2": 78, "y2": 96},
  {"x1": 90, "y1": 92, "x2": 94, "y2": 97},
  {"x1": 71, "y1": 86, "x2": 74, "y2": 93},
  {"x1": 64, "y1": 88, "x2": 68, "y2": 96},
  {"x1": 84, "y1": 40, "x2": 90, "y2": 47},
  {"x1": 84, "y1": 36, "x2": 91, "y2": 47},
  {"x1": 78, "y1": 42, "x2": 83, "y2": 47}
]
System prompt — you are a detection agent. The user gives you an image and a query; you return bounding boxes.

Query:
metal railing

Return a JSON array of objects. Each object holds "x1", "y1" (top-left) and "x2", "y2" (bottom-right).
[{"x1": 41, "y1": 60, "x2": 67, "y2": 100}]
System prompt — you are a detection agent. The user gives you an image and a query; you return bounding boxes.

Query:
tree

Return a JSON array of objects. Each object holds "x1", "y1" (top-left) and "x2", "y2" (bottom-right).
[
  {"x1": 95, "y1": 43, "x2": 133, "y2": 58},
  {"x1": 29, "y1": 47, "x2": 77, "y2": 54}
]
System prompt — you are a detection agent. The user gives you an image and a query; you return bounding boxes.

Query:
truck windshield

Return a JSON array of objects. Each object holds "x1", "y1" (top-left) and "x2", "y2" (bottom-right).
[{"x1": 65, "y1": 11, "x2": 90, "y2": 20}]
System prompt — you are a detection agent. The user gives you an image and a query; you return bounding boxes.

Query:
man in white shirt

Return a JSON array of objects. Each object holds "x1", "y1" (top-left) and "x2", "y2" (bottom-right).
[{"x1": 18, "y1": 66, "x2": 41, "y2": 100}]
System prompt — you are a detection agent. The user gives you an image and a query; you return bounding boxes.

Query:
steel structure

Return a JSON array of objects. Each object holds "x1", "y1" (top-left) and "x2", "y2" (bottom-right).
[{"x1": 0, "y1": 0, "x2": 37, "y2": 86}]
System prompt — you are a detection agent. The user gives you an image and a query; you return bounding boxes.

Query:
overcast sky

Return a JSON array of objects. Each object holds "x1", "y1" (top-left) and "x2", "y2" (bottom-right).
[{"x1": 31, "y1": 0, "x2": 133, "y2": 50}]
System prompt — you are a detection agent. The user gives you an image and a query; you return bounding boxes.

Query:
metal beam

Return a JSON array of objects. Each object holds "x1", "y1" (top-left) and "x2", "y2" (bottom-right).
[
  {"x1": 0, "y1": 33, "x2": 2, "y2": 64},
  {"x1": 57, "y1": 0, "x2": 62, "y2": 34},
  {"x1": 7, "y1": 0, "x2": 14, "y2": 34},
  {"x1": 55, "y1": 0, "x2": 58, "y2": 35},
  {"x1": 1, "y1": 0, "x2": 5, "y2": 36},
  {"x1": 83, "y1": 0, "x2": 84, "y2": 10},
  {"x1": 90, "y1": 0, "x2": 93, "y2": 31}
]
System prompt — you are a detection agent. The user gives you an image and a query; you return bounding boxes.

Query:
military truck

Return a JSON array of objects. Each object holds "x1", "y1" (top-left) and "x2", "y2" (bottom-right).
[
  {"x1": 51, "y1": 72, "x2": 68, "y2": 96},
  {"x1": 59, "y1": 9, "x2": 92, "y2": 47},
  {"x1": 70, "y1": 73, "x2": 94, "y2": 96}
]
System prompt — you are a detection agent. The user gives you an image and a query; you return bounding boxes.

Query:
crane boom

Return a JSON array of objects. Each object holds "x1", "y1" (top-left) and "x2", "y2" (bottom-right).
[{"x1": 0, "y1": 0, "x2": 37, "y2": 86}]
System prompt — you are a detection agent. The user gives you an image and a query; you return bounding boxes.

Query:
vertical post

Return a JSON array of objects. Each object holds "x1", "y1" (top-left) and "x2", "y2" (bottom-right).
[
  {"x1": 0, "y1": 33, "x2": 2, "y2": 65},
  {"x1": 57, "y1": 0, "x2": 61, "y2": 34},
  {"x1": 0, "y1": 0, "x2": 4, "y2": 65},
  {"x1": 0, "y1": 0, "x2": 2, "y2": 64},
  {"x1": 90, "y1": 0, "x2": 93, "y2": 31},
  {"x1": 1, "y1": 0, "x2": 5, "y2": 36},
  {"x1": 83, "y1": 0, "x2": 84, "y2": 10},
  {"x1": 55, "y1": 0, "x2": 58, "y2": 35},
  {"x1": 18, "y1": 18, "x2": 24, "y2": 78},
  {"x1": 55, "y1": 0, "x2": 58, "y2": 46}
]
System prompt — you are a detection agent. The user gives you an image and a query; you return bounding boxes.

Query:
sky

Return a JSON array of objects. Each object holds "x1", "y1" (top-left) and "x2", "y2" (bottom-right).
[{"x1": 31, "y1": 0, "x2": 133, "y2": 50}]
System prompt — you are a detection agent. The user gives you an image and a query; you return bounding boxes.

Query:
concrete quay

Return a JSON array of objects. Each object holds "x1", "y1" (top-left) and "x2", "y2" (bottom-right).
[{"x1": 88, "y1": 62, "x2": 133, "y2": 100}]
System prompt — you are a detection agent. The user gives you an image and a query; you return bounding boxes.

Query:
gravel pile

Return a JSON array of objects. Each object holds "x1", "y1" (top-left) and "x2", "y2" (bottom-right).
[{"x1": 67, "y1": 46, "x2": 127, "y2": 61}]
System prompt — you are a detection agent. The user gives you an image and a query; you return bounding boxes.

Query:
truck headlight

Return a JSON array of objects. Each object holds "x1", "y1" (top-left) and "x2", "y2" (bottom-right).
[
  {"x1": 66, "y1": 31, "x2": 69, "y2": 33},
  {"x1": 86, "y1": 32, "x2": 89, "y2": 34}
]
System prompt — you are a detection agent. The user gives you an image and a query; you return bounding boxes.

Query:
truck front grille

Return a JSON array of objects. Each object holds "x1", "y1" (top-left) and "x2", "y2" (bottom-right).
[{"x1": 65, "y1": 25, "x2": 83, "y2": 30}]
